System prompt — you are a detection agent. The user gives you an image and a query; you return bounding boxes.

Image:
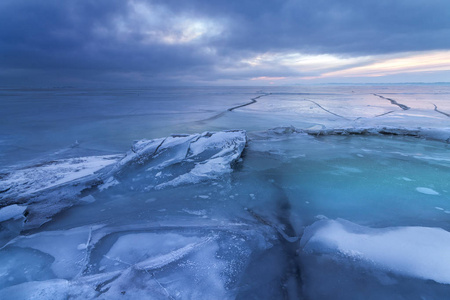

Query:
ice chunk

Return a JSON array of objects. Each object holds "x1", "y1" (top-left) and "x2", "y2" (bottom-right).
[
  {"x1": 115, "y1": 137, "x2": 166, "y2": 167},
  {"x1": 416, "y1": 187, "x2": 440, "y2": 195},
  {"x1": 100, "y1": 233, "x2": 202, "y2": 272},
  {"x1": 98, "y1": 176, "x2": 119, "y2": 191},
  {"x1": 0, "y1": 155, "x2": 122, "y2": 230},
  {"x1": 135, "y1": 236, "x2": 214, "y2": 270},
  {"x1": 0, "y1": 205, "x2": 26, "y2": 222},
  {"x1": 0, "y1": 279, "x2": 71, "y2": 300},
  {"x1": 114, "y1": 135, "x2": 196, "y2": 170},
  {"x1": 110, "y1": 130, "x2": 246, "y2": 190},
  {"x1": 0, "y1": 279, "x2": 97, "y2": 300},
  {"x1": 6, "y1": 226, "x2": 101, "y2": 279},
  {"x1": 110, "y1": 130, "x2": 245, "y2": 190},
  {"x1": 0, "y1": 155, "x2": 121, "y2": 201},
  {"x1": 301, "y1": 219, "x2": 450, "y2": 284},
  {"x1": 187, "y1": 130, "x2": 246, "y2": 157},
  {"x1": 154, "y1": 130, "x2": 246, "y2": 188}
]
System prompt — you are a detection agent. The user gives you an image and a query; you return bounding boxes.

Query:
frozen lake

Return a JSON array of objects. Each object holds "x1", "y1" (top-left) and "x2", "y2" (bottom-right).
[{"x1": 1, "y1": 85, "x2": 450, "y2": 299}]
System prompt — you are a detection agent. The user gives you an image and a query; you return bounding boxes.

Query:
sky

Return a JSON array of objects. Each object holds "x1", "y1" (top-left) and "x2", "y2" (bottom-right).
[{"x1": 1, "y1": 0, "x2": 450, "y2": 86}]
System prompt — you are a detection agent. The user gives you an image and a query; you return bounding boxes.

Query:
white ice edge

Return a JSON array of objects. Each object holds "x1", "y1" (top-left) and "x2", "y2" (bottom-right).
[
  {"x1": 0, "y1": 155, "x2": 122, "y2": 198},
  {"x1": 301, "y1": 219, "x2": 450, "y2": 284}
]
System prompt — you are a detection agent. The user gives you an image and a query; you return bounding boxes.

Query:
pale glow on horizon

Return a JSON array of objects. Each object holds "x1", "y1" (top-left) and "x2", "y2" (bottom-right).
[
  {"x1": 312, "y1": 50, "x2": 450, "y2": 79},
  {"x1": 241, "y1": 50, "x2": 450, "y2": 83},
  {"x1": 251, "y1": 76, "x2": 286, "y2": 81}
]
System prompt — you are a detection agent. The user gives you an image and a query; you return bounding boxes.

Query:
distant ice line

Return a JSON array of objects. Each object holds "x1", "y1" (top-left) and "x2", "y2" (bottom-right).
[{"x1": 263, "y1": 126, "x2": 450, "y2": 143}]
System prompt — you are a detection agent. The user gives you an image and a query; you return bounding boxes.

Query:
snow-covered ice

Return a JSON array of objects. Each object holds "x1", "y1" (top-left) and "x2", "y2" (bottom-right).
[
  {"x1": 301, "y1": 219, "x2": 450, "y2": 284},
  {"x1": 0, "y1": 155, "x2": 121, "y2": 201}
]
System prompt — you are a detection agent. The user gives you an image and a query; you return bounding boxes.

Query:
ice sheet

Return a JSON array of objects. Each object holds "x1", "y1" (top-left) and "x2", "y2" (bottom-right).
[{"x1": 2, "y1": 85, "x2": 450, "y2": 299}]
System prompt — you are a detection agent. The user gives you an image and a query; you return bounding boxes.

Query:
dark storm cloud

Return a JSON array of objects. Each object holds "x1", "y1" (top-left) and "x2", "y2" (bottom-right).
[
  {"x1": 148, "y1": 0, "x2": 450, "y2": 54},
  {"x1": 0, "y1": 1, "x2": 212, "y2": 70},
  {"x1": 1, "y1": 0, "x2": 449, "y2": 85}
]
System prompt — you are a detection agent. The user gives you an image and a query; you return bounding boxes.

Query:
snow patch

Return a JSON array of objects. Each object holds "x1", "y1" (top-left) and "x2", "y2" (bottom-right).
[
  {"x1": 416, "y1": 187, "x2": 440, "y2": 195},
  {"x1": 301, "y1": 219, "x2": 450, "y2": 284}
]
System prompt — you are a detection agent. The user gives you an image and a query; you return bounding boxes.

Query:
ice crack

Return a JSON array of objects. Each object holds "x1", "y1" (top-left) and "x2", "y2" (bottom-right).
[
  {"x1": 432, "y1": 103, "x2": 450, "y2": 117},
  {"x1": 228, "y1": 93, "x2": 271, "y2": 111},
  {"x1": 373, "y1": 94, "x2": 410, "y2": 110}
]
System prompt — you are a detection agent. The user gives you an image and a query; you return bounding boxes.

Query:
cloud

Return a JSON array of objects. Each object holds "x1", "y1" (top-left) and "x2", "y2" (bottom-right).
[{"x1": 1, "y1": 0, "x2": 450, "y2": 85}]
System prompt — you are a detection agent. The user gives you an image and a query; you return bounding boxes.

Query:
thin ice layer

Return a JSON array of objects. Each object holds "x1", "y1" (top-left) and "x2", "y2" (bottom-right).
[{"x1": 301, "y1": 219, "x2": 450, "y2": 284}]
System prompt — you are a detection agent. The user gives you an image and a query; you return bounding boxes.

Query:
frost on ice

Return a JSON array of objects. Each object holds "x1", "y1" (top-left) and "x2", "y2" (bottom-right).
[
  {"x1": 0, "y1": 155, "x2": 122, "y2": 230},
  {"x1": 0, "y1": 130, "x2": 247, "y2": 233},
  {"x1": 111, "y1": 130, "x2": 247, "y2": 189}
]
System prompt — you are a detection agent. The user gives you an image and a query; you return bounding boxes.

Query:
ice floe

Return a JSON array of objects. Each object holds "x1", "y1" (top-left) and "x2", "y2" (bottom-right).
[
  {"x1": 113, "y1": 130, "x2": 246, "y2": 189},
  {"x1": 301, "y1": 219, "x2": 450, "y2": 284},
  {"x1": 0, "y1": 155, "x2": 121, "y2": 203}
]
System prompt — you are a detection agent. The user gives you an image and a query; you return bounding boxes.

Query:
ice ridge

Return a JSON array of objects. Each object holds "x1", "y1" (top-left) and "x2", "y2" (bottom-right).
[
  {"x1": 263, "y1": 126, "x2": 450, "y2": 143},
  {"x1": 0, "y1": 130, "x2": 247, "y2": 231}
]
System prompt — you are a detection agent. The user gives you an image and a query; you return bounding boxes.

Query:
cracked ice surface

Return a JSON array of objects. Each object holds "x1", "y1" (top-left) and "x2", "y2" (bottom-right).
[
  {"x1": 1, "y1": 86, "x2": 450, "y2": 299},
  {"x1": 0, "y1": 130, "x2": 246, "y2": 232}
]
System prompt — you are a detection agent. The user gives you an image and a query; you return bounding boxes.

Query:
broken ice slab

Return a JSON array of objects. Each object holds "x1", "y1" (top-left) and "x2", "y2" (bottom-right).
[
  {"x1": 0, "y1": 220, "x2": 278, "y2": 299},
  {"x1": 0, "y1": 155, "x2": 122, "y2": 231},
  {"x1": 0, "y1": 130, "x2": 246, "y2": 233},
  {"x1": 0, "y1": 155, "x2": 122, "y2": 204},
  {"x1": 301, "y1": 218, "x2": 450, "y2": 284},
  {"x1": 110, "y1": 130, "x2": 247, "y2": 190},
  {"x1": 0, "y1": 205, "x2": 26, "y2": 223}
]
